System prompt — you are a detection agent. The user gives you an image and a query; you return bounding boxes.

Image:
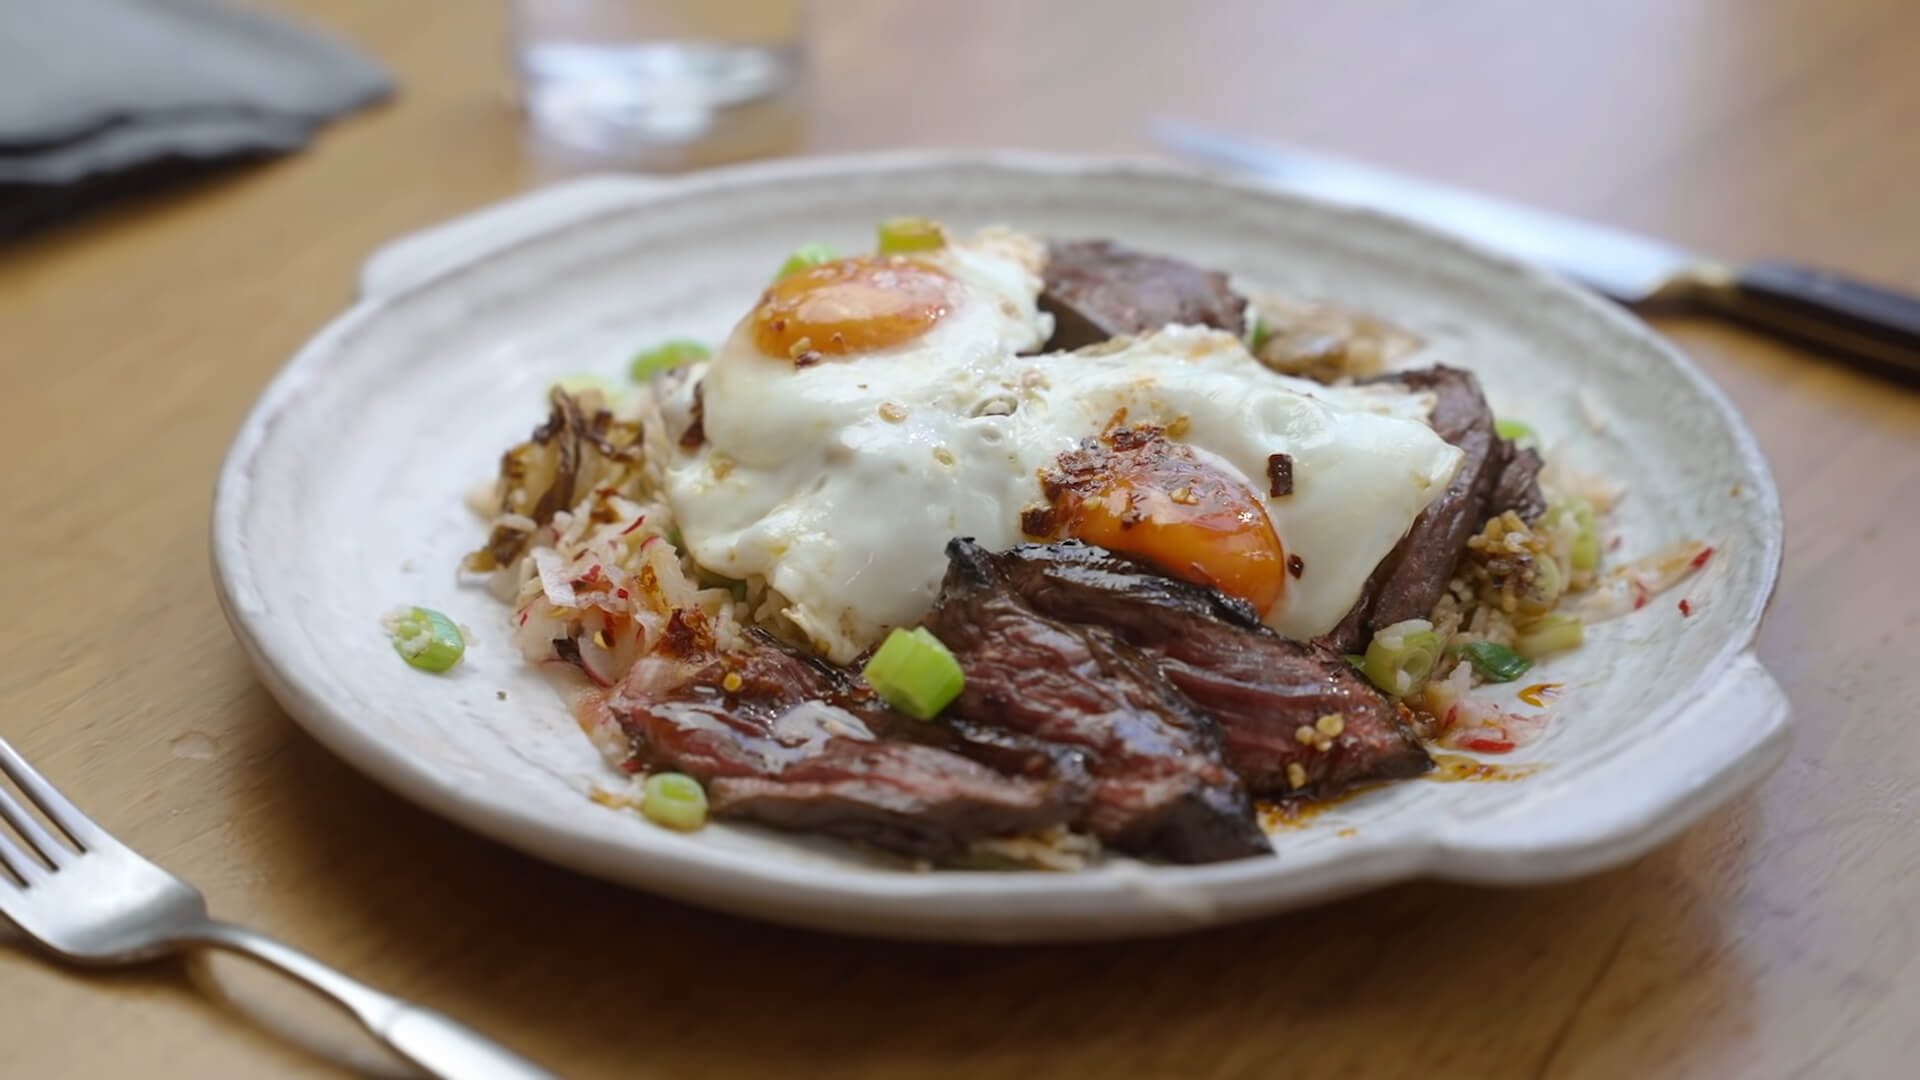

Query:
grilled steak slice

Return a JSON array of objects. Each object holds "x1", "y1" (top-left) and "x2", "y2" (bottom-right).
[
  {"x1": 1489, "y1": 444, "x2": 1547, "y2": 522},
  {"x1": 606, "y1": 625, "x2": 1081, "y2": 861},
  {"x1": 1320, "y1": 365, "x2": 1542, "y2": 652},
  {"x1": 984, "y1": 541, "x2": 1432, "y2": 798},
  {"x1": 926, "y1": 540, "x2": 1270, "y2": 863},
  {"x1": 1040, "y1": 240, "x2": 1248, "y2": 350},
  {"x1": 1362, "y1": 366, "x2": 1506, "y2": 631}
]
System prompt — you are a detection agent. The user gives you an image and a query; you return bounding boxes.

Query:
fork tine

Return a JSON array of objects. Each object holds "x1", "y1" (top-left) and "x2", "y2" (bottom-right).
[
  {"x1": 0, "y1": 828, "x2": 43, "y2": 884},
  {"x1": 0, "y1": 736, "x2": 102, "y2": 849},
  {"x1": 0, "y1": 782, "x2": 68, "y2": 869}
]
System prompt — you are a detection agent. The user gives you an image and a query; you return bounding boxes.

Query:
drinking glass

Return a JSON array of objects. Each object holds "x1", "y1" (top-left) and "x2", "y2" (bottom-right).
[{"x1": 508, "y1": 0, "x2": 806, "y2": 168}]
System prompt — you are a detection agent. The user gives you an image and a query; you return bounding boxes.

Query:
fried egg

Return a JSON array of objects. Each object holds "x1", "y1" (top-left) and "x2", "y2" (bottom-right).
[{"x1": 663, "y1": 227, "x2": 1461, "y2": 663}]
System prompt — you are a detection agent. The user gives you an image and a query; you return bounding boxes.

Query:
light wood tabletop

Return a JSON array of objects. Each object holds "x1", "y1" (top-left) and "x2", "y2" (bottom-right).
[{"x1": 3, "y1": 0, "x2": 1917, "y2": 1076}]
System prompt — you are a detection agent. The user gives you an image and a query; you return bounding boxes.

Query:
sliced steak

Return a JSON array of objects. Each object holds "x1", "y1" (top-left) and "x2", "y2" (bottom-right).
[
  {"x1": 926, "y1": 540, "x2": 1270, "y2": 863},
  {"x1": 984, "y1": 541, "x2": 1432, "y2": 798},
  {"x1": 1040, "y1": 239, "x2": 1247, "y2": 350},
  {"x1": 1320, "y1": 365, "x2": 1542, "y2": 652},
  {"x1": 1489, "y1": 444, "x2": 1547, "y2": 521},
  {"x1": 605, "y1": 624, "x2": 1081, "y2": 861},
  {"x1": 1362, "y1": 366, "x2": 1506, "y2": 631}
]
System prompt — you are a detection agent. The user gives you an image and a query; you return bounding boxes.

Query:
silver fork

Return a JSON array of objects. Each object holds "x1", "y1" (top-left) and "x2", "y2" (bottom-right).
[{"x1": 0, "y1": 735, "x2": 553, "y2": 1079}]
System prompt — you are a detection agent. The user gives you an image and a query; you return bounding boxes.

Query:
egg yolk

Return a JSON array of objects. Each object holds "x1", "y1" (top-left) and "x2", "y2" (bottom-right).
[
  {"x1": 1029, "y1": 427, "x2": 1287, "y2": 614},
  {"x1": 751, "y1": 255, "x2": 956, "y2": 361}
]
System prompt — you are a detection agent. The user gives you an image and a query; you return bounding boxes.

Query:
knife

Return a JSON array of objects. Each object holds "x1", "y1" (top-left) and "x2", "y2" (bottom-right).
[{"x1": 1152, "y1": 120, "x2": 1920, "y2": 375}]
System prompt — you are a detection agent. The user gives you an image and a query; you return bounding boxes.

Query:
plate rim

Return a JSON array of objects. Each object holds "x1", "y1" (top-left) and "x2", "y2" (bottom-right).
[{"x1": 209, "y1": 149, "x2": 1789, "y2": 941}]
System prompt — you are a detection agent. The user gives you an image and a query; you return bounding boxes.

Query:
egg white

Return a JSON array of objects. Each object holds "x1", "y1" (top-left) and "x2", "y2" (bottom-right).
[
  {"x1": 1021, "y1": 328, "x2": 1461, "y2": 637},
  {"x1": 664, "y1": 230, "x2": 1462, "y2": 663}
]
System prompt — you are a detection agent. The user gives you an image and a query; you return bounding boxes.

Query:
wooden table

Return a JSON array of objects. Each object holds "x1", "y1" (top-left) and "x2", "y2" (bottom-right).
[{"x1": 3, "y1": 1, "x2": 1916, "y2": 1075}]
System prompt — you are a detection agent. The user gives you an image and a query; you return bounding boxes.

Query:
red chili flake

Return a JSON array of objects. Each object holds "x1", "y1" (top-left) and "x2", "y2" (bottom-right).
[
  {"x1": 1690, "y1": 546, "x2": 1715, "y2": 570},
  {"x1": 1679, "y1": 598, "x2": 1693, "y2": 617},
  {"x1": 1463, "y1": 736, "x2": 1516, "y2": 754},
  {"x1": 1517, "y1": 682, "x2": 1562, "y2": 708},
  {"x1": 518, "y1": 611, "x2": 529, "y2": 627},
  {"x1": 1265, "y1": 453, "x2": 1294, "y2": 497},
  {"x1": 640, "y1": 534, "x2": 662, "y2": 549},
  {"x1": 1608, "y1": 534, "x2": 1623, "y2": 551},
  {"x1": 620, "y1": 515, "x2": 647, "y2": 536},
  {"x1": 615, "y1": 588, "x2": 630, "y2": 600},
  {"x1": 1287, "y1": 553, "x2": 1305, "y2": 578},
  {"x1": 1632, "y1": 581, "x2": 1650, "y2": 610}
]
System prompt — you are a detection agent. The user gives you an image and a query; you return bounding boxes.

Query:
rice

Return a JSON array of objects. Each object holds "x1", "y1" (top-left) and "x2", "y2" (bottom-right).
[
  {"x1": 462, "y1": 378, "x2": 768, "y2": 689},
  {"x1": 1418, "y1": 452, "x2": 1712, "y2": 751},
  {"x1": 467, "y1": 369, "x2": 1710, "y2": 783}
]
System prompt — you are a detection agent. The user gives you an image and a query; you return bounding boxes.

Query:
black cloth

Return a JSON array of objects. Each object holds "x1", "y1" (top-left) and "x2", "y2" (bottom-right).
[{"x1": 0, "y1": 0, "x2": 392, "y2": 238}]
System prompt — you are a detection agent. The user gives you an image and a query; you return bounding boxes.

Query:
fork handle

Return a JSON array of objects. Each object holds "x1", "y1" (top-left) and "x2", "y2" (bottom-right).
[{"x1": 188, "y1": 920, "x2": 555, "y2": 1079}]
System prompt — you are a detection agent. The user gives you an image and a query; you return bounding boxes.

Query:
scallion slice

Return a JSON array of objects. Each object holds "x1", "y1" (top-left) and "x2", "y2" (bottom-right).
[
  {"x1": 629, "y1": 339, "x2": 710, "y2": 382},
  {"x1": 386, "y1": 606, "x2": 466, "y2": 673},
  {"x1": 1494, "y1": 417, "x2": 1537, "y2": 445},
  {"x1": 1546, "y1": 497, "x2": 1601, "y2": 571},
  {"x1": 1248, "y1": 315, "x2": 1273, "y2": 351},
  {"x1": 642, "y1": 772, "x2": 708, "y2": 831},
  {"x1": 1362, "y1": 619, "x2": 1441, "y2": 698},
  {"x1": 1516, "y1": 613, "x2": 1584, "y2": 658},
  {"x1": 1459, "y1": 640, "x2": 1533, "y2": 683},
  {"x1": 775, "y1": 242, "x2": 838, "y2": 280},
  {"x1": 863, "y1": 627, "x2": 964, "y2": 720},
  {"x1": 875, "y1": 217, "x2": 945, "y2": 254}
]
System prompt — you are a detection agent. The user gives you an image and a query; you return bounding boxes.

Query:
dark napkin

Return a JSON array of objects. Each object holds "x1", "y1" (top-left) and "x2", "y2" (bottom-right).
[{"x1": 0, "y1": 0, "x2": 393, "y2": 237}]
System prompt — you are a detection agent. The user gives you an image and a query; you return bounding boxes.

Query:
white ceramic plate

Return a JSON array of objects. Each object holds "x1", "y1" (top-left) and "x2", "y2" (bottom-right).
[{"x1": 212, "y1": 151, "x2": 1788, "y2": 942}]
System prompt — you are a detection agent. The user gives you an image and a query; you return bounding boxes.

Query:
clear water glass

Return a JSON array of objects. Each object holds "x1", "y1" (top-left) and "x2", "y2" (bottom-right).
[{"x1": 509, "y1": 0, "x2": 806, "y2": 169}]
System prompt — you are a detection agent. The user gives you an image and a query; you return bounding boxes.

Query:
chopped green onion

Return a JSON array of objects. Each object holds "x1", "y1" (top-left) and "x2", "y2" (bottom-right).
[
  {"x1": 386, "y1": 606, "x2": 466, "y2": 673},
  {"x1": 1459, "y1": 641, "x2": 1534, "y2": 683},
  {"x1": 641, "y1": 772, "x2": 708, "y2": 831},
  {"x1": 1546, "y1": 497, "x2": 1601, "y2": 571},
  {"x1": 1518, "y1": 553, "x2": 1565, "y2": 614},
  {"x1": 1494, "y1": 418, "x2": 1537, "y2": 445},
  {"x1": 1248, "y1": 315, "x2": 1273, "y2": 352},
  {"x1": 629, "y1": 339, "x2": 710, "y2": 382},
  {"x1": 1344, "y1": 653, "x2": 1367, "y2": 669},
  {"x1": 775, "y1": 242, "x2": 838, "y2": 280},
  {"x1": 1515, "y1": 612, "x2": 1584, "y2": 658},
  {"x1": 863, "y1": 626, "x2": 965, "y2": 720},
  {"x1": 1362, "y1": 619, "x2": 1442, "y2": 698},
  {"x1": 876, "y1": 217, "x2": 946, "y2": 254}
]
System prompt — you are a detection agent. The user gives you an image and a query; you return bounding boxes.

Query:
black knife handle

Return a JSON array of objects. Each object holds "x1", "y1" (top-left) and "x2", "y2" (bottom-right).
[{"x1": 1704, "y1": 261, "x2": 1920, "y2": 376}]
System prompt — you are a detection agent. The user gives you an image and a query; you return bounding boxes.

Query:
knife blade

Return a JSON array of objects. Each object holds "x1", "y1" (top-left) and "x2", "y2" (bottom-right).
[{"x1": 1152, "y1": 119, "x2": 1920, "y2": 375}]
